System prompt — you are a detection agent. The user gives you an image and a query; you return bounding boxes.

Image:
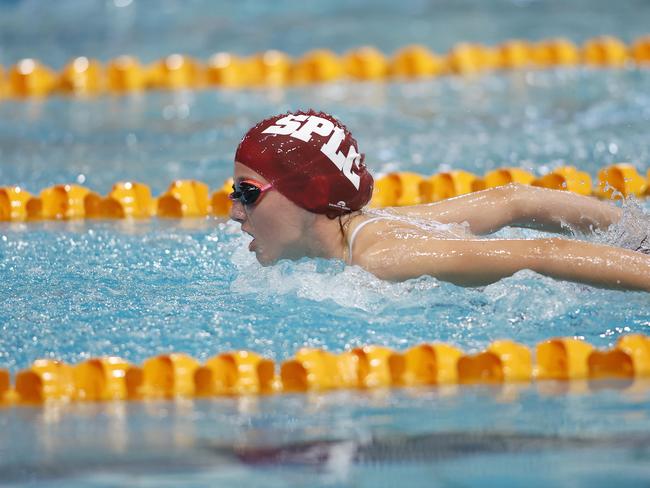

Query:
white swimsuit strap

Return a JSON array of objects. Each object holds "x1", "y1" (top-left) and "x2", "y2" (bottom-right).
[{"x1": 347, "y1": 217, "x2": 388, "y2": 265}]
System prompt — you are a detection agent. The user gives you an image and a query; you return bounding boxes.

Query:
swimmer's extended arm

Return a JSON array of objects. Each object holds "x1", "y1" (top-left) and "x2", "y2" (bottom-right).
[
  {"x1": 389, "y1": 183, "x2": 621, "y2": 235},
  {"x1": 357, "y1": 237, "x2": 650, "y2": 291}
]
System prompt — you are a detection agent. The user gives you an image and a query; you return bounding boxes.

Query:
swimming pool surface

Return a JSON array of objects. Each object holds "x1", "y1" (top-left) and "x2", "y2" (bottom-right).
[{"x1": 1, "y1": 0, "x2": 650, "y2": 486}]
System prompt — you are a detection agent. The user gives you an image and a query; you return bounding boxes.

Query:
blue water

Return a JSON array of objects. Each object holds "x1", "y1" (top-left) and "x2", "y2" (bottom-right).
[
  {"x1": 1, "y1": 217, "x2": 650, "y2": 373},
  {"x1": 2, "y1": 69, "x2": 650, "y2": 199},
  {"x1": 1, "y1": 0, "x2": 650, "y2": 67},
  {"x1": 1, "y1": 0, "x2": 650, "y2": 486},
  {"x1": 2, "y1": 384, "x2": 650, "y2": 487}
]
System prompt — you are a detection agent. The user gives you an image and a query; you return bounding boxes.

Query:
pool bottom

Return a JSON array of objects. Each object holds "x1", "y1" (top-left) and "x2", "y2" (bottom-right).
[{"x1": 2, "y1": 381, "x2": 650, "y2": 487}]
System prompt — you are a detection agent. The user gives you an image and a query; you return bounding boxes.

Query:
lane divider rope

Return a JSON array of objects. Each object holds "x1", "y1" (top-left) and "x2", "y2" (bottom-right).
[
  {"x1": 1, "y1": 163, "x2": 648, "y2": 222},
  {"x1": 1, "y1": 35, "x2": 649, "y2": 99},
  {"x1": 1, "y1": 334, "x2": 649, "y2": 405}
]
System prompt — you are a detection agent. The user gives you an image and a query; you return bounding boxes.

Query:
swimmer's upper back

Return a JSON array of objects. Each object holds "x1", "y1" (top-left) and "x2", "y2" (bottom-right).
[{"x1": 345, "y1": 209, "x2": 472, "y2": 265}]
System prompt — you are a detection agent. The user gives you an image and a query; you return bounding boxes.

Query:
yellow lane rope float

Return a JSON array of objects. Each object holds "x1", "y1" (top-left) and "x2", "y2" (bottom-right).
[
  {"x1": 1, "y1": 334, "x2": 649, "y2": 405},
  {"x1": 1, "y1": 35, "x2": 650, "y2": 99},
  {"x1": 0, "y1": 164, "x2": 647, "y2": 222}
]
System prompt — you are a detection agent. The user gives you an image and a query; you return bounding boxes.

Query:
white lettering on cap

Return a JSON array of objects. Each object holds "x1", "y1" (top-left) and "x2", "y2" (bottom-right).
[
  {"x1": 290, "y1": 116, "x2": 334, "y2": 142},
  {"x1": 261, "y1": 114, "x2": 308, "y2": 135},
  {"x1": 320, "y1": 126, "x2": 361, "y2": 190},
  {"x1": 261, "y1": 115, "x2": 362, "y2": 190}
]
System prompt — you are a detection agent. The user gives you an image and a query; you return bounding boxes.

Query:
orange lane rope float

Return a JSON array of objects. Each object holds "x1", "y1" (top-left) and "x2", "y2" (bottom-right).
[
  {"x1": 1, "y1": 35, "x2": 650, "y2": 99},
  {"x1": 0, "y1": 163, "x2": 647, "y2": 222},
  {"x1": 1, "y1": 334, "x2": 649, "y2": 405}
]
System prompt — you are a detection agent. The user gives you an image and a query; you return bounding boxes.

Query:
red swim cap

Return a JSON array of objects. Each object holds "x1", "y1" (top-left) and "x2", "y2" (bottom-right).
[{"x1": 235, "y1": 110, "x2": 374, "y2": 217}]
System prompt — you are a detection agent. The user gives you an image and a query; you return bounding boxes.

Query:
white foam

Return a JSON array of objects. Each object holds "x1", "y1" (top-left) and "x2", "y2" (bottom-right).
[
  {"x1": 229, "y1": 230, "x2": 444, "y2": 313},
  {"x1": 592, "y1": 198, "x2": 650, "y2": 253}
]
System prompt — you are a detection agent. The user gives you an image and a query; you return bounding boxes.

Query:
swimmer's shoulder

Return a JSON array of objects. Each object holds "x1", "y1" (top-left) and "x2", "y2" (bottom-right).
[
  {"x1": 346, "y1": 210, "x2": 396, "y2": 238},
  {"x1": 344, "y1": 210, "x2": 407, "y2": 265},
  {"x1": 345, "y1": 208, "x2": 473, "y2": 265}
]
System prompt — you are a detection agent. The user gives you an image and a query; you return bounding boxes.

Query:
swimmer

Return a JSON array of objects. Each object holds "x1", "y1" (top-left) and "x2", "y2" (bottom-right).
[{"x1": 229, "y1": 110, "x2": 650, "y2": 291}]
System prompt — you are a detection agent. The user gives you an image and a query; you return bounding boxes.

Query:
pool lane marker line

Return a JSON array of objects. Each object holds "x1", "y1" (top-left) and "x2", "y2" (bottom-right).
[
  {"x1": 1, "y1": 35, "x2": 650, "y2": 98},
  {"x1": 1, "y1": 334, "x2": 649, "y2": 405},
  {"x1": 0, "y1": 164, "x2": 648, "y2": 222}
]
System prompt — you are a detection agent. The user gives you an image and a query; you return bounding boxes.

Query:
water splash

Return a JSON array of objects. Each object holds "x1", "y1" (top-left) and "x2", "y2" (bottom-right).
[
  {"x1": 231, "y1": 238, "x2": 446, "y2": 314},
  {"x1": 592, "y1": 197, "x2": 650, "y2": 253}
]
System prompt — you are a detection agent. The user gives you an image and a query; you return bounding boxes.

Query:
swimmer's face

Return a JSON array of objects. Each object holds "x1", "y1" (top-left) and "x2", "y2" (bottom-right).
[{"x1": 230, "y1": 162, "x2": 315, "y2": 265}]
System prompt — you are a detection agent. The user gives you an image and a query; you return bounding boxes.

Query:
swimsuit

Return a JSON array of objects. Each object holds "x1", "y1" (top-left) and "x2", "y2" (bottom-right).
[
  {"x1": 347, "y1": 217, "x2": 388, "y2": 264},
  {"x1": 346, "y1": 212, "x2": 472, "y2": 265}
]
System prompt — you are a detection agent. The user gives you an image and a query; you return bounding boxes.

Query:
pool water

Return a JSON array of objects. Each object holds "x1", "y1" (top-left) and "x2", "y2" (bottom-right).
[
  {"x1": 2, "y1": 384, "x2": 650, "y2": 487},
  {"x1": 1, "y1": 0, "x2": 650, "y2": 486}
]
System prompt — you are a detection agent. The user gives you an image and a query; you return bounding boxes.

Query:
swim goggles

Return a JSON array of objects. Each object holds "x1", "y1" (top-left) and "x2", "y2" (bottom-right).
[{"x1": 228, "y1": 179, "x2": 272, "y2": 206}]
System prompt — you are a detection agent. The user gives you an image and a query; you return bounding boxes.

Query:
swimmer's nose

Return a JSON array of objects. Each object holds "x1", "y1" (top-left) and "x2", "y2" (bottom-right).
[{"x1": 229, "y1": 200, "x2": 247, "y2": 224}]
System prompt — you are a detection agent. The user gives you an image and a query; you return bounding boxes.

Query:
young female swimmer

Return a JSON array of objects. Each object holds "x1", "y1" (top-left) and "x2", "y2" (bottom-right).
[{"x1": 229, "y1": 110, "x2": 650, "y2": 291}]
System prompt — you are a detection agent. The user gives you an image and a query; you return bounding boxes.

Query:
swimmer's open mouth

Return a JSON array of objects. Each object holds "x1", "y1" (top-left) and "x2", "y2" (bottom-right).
[{"x1": 241, "y1": 227, "x2": 256, "y2": 251}]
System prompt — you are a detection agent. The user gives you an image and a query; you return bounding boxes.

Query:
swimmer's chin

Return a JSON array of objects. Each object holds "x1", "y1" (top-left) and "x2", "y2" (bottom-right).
[
  {"x1": 249, "y1": 248, "x2": 279, "y2": 267},
  {"x1": 249, "y1": 248, "x2": 301, "y2": 267},
  {"x1": 255, "y1": 255, "x2": 275, "y2": 266}
]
